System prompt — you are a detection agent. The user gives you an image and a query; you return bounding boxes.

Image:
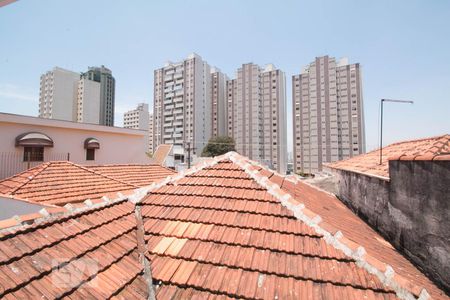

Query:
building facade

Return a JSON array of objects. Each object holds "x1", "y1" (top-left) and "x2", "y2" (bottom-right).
[
  {"x1": 39, "y1": 67, "x2": 80, "y2": 121},
  {"x1": 293, "y1": 55, "x2": 365, "y2": 174},
  {"x1": 39, "y1": 65, "x2": 115, "y2": 126},
  {"x1": 210, "y1": 67, "x2": 228, "y2": 137},
  {"x1": 81, "y1": 66, "x2": 115, "y2": 126},
  {"x1": 153, "y1": 53, "x2": 212, "y2": 158},
  {"x1": 227, "y1": 63, "x2": 287, "y2": 174},
  {"x1": 123, "y1": 103, "x2": 152, "y2": 153}
]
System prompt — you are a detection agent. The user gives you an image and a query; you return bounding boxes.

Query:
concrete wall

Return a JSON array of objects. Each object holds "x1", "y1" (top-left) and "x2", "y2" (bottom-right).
[
  {"x1": 389, "y1": 159, "x2": 449, "y2": 292},
  {"x1": 0, "y1": 113, "x2": 151, "y2": 179},
  {"x1": 330, "y1": 160, "x2": 450, "y2": 292}
]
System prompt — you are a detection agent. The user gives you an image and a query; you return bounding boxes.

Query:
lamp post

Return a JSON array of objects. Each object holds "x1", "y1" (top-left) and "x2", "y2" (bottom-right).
[{"x1": 379, "y1": 99, "x2": 414, "y2": 165}]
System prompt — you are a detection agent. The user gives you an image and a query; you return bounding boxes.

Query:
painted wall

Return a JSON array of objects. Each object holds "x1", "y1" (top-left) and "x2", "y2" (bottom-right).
[{"x1": 0, "y1": 113, "x2": 151, "y2": 179}]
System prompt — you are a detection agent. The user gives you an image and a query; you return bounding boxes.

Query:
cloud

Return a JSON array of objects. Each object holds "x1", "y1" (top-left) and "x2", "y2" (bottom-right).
[{"x1": 0, "y1": 83, "x2": 37, "y2": 102}]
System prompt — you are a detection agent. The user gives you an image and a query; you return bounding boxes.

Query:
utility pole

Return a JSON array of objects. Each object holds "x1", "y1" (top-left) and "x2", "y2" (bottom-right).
[{"x1": 379, "y1": 99, "x2": 414, "y2": 165}]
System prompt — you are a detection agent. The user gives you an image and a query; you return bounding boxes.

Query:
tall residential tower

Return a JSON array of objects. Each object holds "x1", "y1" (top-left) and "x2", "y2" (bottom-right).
[
  {"x1": 39, "y1": 65, "x2": 115, "y2": 126},
  {"x1": 39, "y1": 67, "x2": 80, "y2": 121},
  {"x1": 227, "y1": 63, "x2": 287, "y2": 174},
  {"x1": 153, "y1": 53, "x2": 212, "y2": 159},
  {"x1": 292, "y1": 55, "x2": 365, "y2": 174}
]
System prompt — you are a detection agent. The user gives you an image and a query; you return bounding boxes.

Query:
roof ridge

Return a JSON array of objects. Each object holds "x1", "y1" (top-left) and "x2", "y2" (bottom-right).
[
  {"x1": 9, "y1": 162, "x2": 53, "y2": 195},
  {"x1": 227, "y1": 152, "x2": 430, "y2": 300},
  {"x1": 66, "y1": 161, "x2": 140, "y2": 189},
  {"x1": 0, "y1": 191, "x2": 131, "y2": 235},
  {"x1": 131, "y1": 153, "x2": 230, "y2": 204},
  {"x1": 387, "y1": 133, "x2": 449, "y2": 148}
]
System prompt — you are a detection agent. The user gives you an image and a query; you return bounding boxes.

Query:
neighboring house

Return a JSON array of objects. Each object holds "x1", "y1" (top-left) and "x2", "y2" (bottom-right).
[
  {"x1": 0, "y1": 152, "x2": 446, "y2": 299},
  {"x1": 0, "y1": 160, "x2": 175, "y2": 207},
  {"x1": 326, "y1": 134, "x2": 450, "y2": 292},
  {"x1": 0, "y1": 112, "x2": 151, "y2": 179},
  {"x1": 152, "y1": 144, "x2": 174, "y2": 167}
]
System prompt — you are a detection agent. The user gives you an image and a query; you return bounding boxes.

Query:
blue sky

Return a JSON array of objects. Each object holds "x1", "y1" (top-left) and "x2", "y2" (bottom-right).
[{"x1": 1, "y1": 0, "x2": 449, "y2": 152}]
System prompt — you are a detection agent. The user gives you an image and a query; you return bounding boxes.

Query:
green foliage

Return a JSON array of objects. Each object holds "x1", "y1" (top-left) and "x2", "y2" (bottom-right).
[{"x1": 201, "y1": 136, "x2": 236, "y2": 157}]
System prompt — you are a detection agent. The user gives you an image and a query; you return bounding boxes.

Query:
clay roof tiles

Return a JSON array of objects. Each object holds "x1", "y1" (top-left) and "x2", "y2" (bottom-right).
[
  {"x1": 326, "y1": 134, "x2": 450, "y2": 178},
  {"x1": 0, "y1": 197, "x2": 149, "y2": 299},
  {"x1": 138, "y1": 153, "x2": 447, "y2": 300},
  {"x1": 0, "y1": 161, "x2": 175, "y2": 206},
  {"x1": 86, "y1": 164, "x2": 175, "y2": 187},
  {"x1": 0, "y1": 152, "x2": 447, "y2": 299}
]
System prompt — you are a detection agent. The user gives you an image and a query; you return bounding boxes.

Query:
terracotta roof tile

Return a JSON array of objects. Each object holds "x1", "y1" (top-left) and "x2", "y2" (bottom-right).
[
  {"x1": 0, "y1": 161, "x2": 175, "y2": 207},
  {"x1": 136, "y1": 153, "x2": 448, "y2": 299},
  {"x1": 0, "y1": 197, "x2": 152, "y2": 299},
  {"x1": 86, "y1": 164, "x2": 175, "y2": 186},
  {"x1": 0, "y1": 152, "x2": 447, "y2": 299},
  {"x1": 327, "y1": 134, "x2": 450, "y2": 178}
]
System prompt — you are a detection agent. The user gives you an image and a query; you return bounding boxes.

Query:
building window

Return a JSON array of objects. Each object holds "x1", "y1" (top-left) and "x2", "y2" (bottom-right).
[
  {"x1": 23, "y1": 146, "x2": 44, "y2": 162},
  {"x1": 86, "y1": 148, "x2": 95, "y2": 161}
]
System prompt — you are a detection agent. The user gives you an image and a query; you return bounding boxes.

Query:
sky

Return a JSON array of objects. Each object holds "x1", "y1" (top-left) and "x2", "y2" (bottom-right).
[{"x1": 1, "y1": 0, "x2": 449, "y2": 153}]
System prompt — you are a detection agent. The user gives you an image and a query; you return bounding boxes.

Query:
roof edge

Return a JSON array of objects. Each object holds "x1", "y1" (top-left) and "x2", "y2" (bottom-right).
[
  {"x1": 324, "y1": 164, "x2": 391, "y2": 181},
  {"x1": 227, "y1": 152, "x2": 429, "y2": 300}
]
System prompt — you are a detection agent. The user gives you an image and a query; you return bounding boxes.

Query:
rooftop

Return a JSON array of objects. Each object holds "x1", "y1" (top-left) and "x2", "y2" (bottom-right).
[
  {"x1": 152, "y1": 144, "x2": 173, "y2": 165},
  {"x1": 326, "y1": 134, "x2": 450, "y2": 178},
  {"x1": 86, "y1": 164, "x2": 175, "y2": 187},
  {"x1": 0, "y1": 152, "x2": 446, "y2": 299},
  {"x1": 0, "y1": 161, "x2": 174, "y2": 206},
  {"x1": 0, "y1": 112, "x2": 147, "y2": 136}
]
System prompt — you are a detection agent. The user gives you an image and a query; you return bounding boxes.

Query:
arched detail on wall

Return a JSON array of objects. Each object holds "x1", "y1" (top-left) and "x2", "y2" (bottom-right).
[
  {"x1": 84, "y1": 138, "x2": 100, "y2": 149},
  {"x1": 15, "y1": 132, "x2": 54, "y2": 147}
]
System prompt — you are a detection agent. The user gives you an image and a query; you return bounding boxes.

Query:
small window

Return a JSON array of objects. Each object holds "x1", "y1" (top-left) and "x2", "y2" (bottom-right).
[
  {"x1": 23, "y1": 146, "x2": 44, "y2": 162},
  {"x1": 86, "y1": 148, "x2": 95, "y2": 161}
]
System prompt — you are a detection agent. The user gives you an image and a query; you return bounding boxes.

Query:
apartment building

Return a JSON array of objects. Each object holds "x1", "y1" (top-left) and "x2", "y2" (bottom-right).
[
  {"x1": 39, "y1": 67, "x2": 79, "y2": 121},
  {"x1": 79, "y1": 66, "x2": 116, "y2": 126},
  {"x1": 293, "y1": 55, "x2": 365, "y2": 174},
  {"x1": 227, "y1": 63, "x2": 287, "y2": 174},
  {"x1": 153, "y1": 53, "x2": 212, "y2": 158},
  {"x1": 39, "y1": 65, "x2": 115, "y2": 126},
  {"x1": 123, "y1": 103, "x2": 152, "y2": 153},
  {"x1": 210, "y1": 67, "x2": 228, "y2": 137}
]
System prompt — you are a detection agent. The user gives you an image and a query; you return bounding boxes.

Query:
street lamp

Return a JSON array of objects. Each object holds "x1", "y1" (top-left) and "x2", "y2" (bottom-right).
[{"x1": 379, "y1": 99, "x2": 414, "y2": 165}]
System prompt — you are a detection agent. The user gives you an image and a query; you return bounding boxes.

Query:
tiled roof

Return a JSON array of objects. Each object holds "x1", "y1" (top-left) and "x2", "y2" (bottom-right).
[
  {"x1": 0, "y1": 152, "x2": 446, "y2": 299},
  {"x1": 326, "y1": 134, "x2": 450, "y2": 178},
  {"x1": 0, "y1": 161, "x2": 137, "y2": 206},
  {"x1": 0, "y1": 197, "x2": 150, "y2": 299},
  {"x1": 86, "y1": 164, "x2": 176, "y2": 186},
  {"x1": 152, "y1": 144, "x2": 173, "y2": 165},
  {"x1": 140, "y1": 153, "x2": 446, "y2": 299}
]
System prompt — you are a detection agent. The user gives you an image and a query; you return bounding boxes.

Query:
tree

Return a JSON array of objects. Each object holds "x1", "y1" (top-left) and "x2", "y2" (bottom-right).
[{"x1": 201, "y1": 136, "x2": 236, "y2": 157}]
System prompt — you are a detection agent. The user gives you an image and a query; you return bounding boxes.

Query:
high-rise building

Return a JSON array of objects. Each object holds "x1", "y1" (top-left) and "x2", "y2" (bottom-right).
[
  {"x1": 39, "y1": 65, "x2": 115, "y2": 126},
  {"x1": 292, "y1": 55, "x2": 365, "y2": 174},
  {"x1": 123, "y1": 103, "x2": 152, "y2": 153},
  {"x1": 123, "y1": 103, "x2": 149, "y2": 130},
  {"x1": 77, "y1": 75, "x2": 100, "y2": 124},
  {"x1": 210, "y1": 67, "x2": 228, "y2": 137},
  {"x1": 153, "y1": 53, "x2": 212, "y2": 158},
  {"x1": 39, "y1": 67, "x2": 80, "y2": 121},
  {"x1": 227, "y1": 63, "x2": 287, "y2": 174},
  {"x1": 80, "y1": 66, "x2": 115, "y2": 126}
]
